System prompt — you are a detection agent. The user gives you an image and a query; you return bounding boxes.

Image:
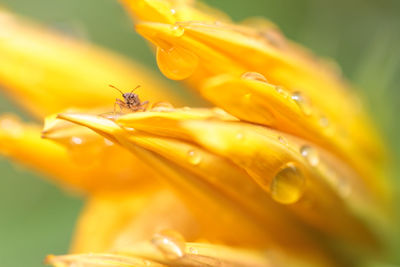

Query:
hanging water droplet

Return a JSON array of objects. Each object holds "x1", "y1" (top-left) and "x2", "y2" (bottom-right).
[
  {"x1": 156, "y1": 46, "x2": 199, "y2": 80},
  {"x1": 270, "y1": 162, "x2": 305, "y2": 204},
  {"x1": 291, "y1": 92, "x2": 312, "y2": 116},
  {"x1": 171, "y1": 24, "x2": 185, "y2": 37},
  {"x1": 241, "y1": 72, "x2": 268, "y2": 83},
  {"x1": 300, "y1": 145, "x2": 319, "y2": 167},
  {"x1": 151, "y1": 229, "x2": 186, "y2": 260},
  {"x1": 187, "y1": 149, "x2": 202, "y2": 165}
]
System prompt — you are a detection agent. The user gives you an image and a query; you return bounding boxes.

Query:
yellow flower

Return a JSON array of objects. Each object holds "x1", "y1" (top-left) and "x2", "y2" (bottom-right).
[{"x1": 0, "y1": 1, "x2": 396, "y2": 266}]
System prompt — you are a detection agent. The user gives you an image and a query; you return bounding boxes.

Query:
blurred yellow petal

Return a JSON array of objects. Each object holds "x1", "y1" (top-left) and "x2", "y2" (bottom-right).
[
  {"x1": 133, "y1": 18, "x2": 385, "y2": 167},
  {"x1": 71, "y1": 189, "x2": 200, "y2": 253},
  {"x1": 120, "y1": 0, "x2": 229, "y2": 25},
  {"x1": 119, "y1": 242, "x2": 277, "y2": 267},
  {"x1": 0, "y1": 113, "x2": 157, "y2": 193},
  {"x1": 0, "y1": 9, "x2": 182, "y2": 119},
  {"x1": 45, "y1": 253, "x2": 164, "y2": 267}
]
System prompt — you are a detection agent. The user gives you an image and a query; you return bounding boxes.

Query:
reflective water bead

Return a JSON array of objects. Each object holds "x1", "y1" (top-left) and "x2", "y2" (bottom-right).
[
  {"x1": 300, "y1": 145, "x2": 320, "y2": 167},
  {"x1": 187, "y1": 149, "x2": 202, "y2": 165},
  {"x1": 270, "y1": 163, "x2": 305, "y2": 204},
  {"x1": 151, "y1": 229, "x2": 186, "y2": 260},
  {"x1": 291, "y1": 92, "x2": 312, "y2": 116},
  {"x1": 156, "y1": 46, "x2": 199, "y2": 80},
  {"x1": 241, "y1": 72, "x2": 268, "y2": 83}
]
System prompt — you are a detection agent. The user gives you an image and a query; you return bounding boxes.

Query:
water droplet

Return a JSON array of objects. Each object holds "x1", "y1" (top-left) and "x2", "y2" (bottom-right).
[
  {"x1": 70, "y1": 136, "x2": 83, "y2": 145},
  {"x1": 170, "y1": 9, "x2": 176, "y2": 15},
  {"x1": 291, "y1": 92, "x2": 312, "y2": 116},
  {"x1": 104, "y1": 138, "x2": 114, "y2": 146},
  {"x1": 189, "y1": 247, "x2": 198, "y2": 254},
  {"x1": 124, "y1": 127, "x2": 135, "y2": 132},
  {"x1": 241, "y1": 72, "x2": 268, "y2": 83},
  {"x1": 151, "y1": 102, "x2": 174, "y2": 112},
  {"x1": 187, "y1": 149, "x2": 202, "y2": 165},
  {"x1": 151, "y1": 229, "x2": 186, "y2": 260},
  {"x1": 274, "y1": 86, "x2": 289, "y2": 98},
  {"x1": 300, "y1": 145, "x2": 319, "y2": 166},
  {"x1": 270, "y1": 163, "x2": 305, "y2": 204},
  {"x1": 156, "y1": 46, "x2": 199, "y2": 80},
  {"x1": 171, "y1": 24, "x2": 185, "y2": 37}
]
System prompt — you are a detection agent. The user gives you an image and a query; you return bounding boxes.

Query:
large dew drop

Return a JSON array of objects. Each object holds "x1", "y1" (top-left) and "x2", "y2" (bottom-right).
[
  {"x1": 270, "y1": 162, "x2": 305, "y2": 204},
  {"x1": 151, "y1": 229, "x2": 186, "y2": 260},
  {"x1": 156, "y1": 46, "x2": 199, "y2": 80}
]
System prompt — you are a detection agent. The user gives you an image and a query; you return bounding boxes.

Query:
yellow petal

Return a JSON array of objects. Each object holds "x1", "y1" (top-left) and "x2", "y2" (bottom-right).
[
  {"x1": 134, "y1": 19, "x2": 385, "y2": 165},
  {"x1": 199, "y1": 73, "x2": 389, "y2": 201},
  {"x1": 179, "y1": 120, "x2": 385, "y2": 245},
  {"x1": 119, "y1": 242, "x2": 279, "y2": 267},
  {"x1": 0, "y1": 9, "x2": 182, "y2": 119},
  {"x1": 120, "y1": 0, "x2": 229, "y2": 25},
  {"x1": 0, "y1": 113, "x2": 157, "y2": 193},
  {"x1": 57, "y1": 112, "x2": 339, "y2": 264},
  {"x1": 71, "y1": 189, "x2": 200, "y2": 253},
  {"x1": 116, "y1": 107, "x2": 237, "y2": 139},
  {"x1": 45, "y1": 253, "x2": 164, "y2": 267}
]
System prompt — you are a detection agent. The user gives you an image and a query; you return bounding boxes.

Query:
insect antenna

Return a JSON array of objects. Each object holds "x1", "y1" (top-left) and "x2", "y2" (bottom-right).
[
  {"x1": 109, "y1": 84, "x2": 124, "y2": 95},
  {"x1": 131, "y1": 85, "x2": 141, "y2": 93}
]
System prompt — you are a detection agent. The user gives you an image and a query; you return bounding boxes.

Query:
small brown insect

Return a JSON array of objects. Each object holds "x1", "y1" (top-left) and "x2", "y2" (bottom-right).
[{"x1": 109, "y1": 84, "x2": 149, "y2": 113}]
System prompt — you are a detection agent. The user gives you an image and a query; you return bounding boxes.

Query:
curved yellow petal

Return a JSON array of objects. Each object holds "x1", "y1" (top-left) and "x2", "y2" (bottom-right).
[
  {"x1": 71, "y1": 189, "x2": 199, "y2": 253},
  {"x1": 0, "y1": 9, "x2": 182, "y2": 119},
  {"x1": 104, "y1": 109, "x2": 387, "y2": 246},
  {"x1": 134, "y1": 19, "x2": 385, "y2": 166},
  {"x1": 199, "y1": 73, "x2": 389, "y2": 201},
  {"x1": 45, "y1": 253, "x2": 164, "y2": 267},
  {"x1": 119, "y1": 242, "x2": 278, "y2": 267},
  {"x1": 116, "y1": 107, "x2": 237, "y2": 139},
  {"x1": 57, "y1": 112, "x2": 338, "y2": 265},
  {"x1": 0, "y1": 114, "x2": 156, "y2": 193},
  {"x1": 120, "y1": 0, "x2": 229, "y2": 25}
]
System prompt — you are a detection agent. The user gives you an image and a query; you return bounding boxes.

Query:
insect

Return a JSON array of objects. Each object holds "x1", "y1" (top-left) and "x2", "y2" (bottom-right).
[{"x1": 109, "y1": 84, "x2": 149, "y2": 113}]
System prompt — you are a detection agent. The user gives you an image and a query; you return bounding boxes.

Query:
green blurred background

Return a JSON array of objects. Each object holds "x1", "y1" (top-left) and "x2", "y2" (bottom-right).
[{"x1": 0, "y1": 0, "x2": 399, "y2": 266}]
